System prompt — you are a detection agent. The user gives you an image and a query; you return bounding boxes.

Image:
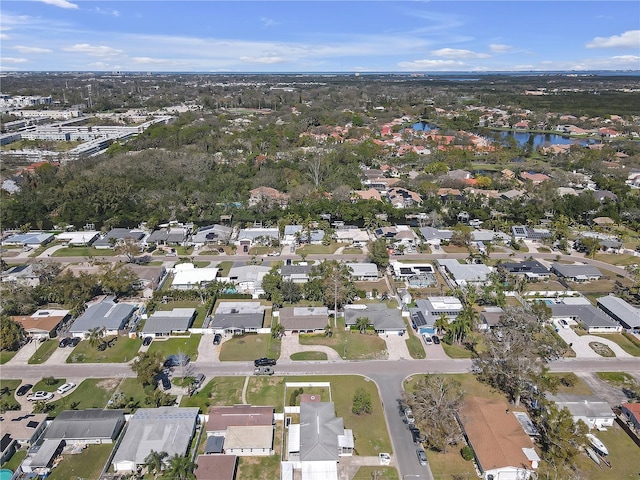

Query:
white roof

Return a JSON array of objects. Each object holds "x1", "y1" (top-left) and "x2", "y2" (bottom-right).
[
  {"x1": 56, "y1": 231, "x2": 100, "y2": 244},
  {"x1": 301, "y1": 461, "x2": 338, "y2": 480},
  {"x1": 346, "y1": 262, "x2": 378, "y2": 277},
  {"x1": 172, "y1": 264, "x2": 219, "y2": 286},
  {"x1": 216, "y1": 301, "x2": 264, "y2": 314},
  {"x1": 287, "y1": 423, "x2": 301, "y2": 454},
  {"x1": 428, "y1": 296, "x2": 463, "y2": 310}
]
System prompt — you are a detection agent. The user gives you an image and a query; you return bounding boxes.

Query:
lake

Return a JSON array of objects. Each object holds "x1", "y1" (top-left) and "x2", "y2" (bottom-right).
[
  {"x1": 498, "y1": 131, "x2": 599, "y2": 148},
  {"x1": 412, "y1": 122, "x2": 439, "y2": 131}
]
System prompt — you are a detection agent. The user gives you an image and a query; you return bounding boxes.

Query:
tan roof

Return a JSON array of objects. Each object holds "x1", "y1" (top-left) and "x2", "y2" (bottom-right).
[
  {"x1": 458, "y1": 397, "x2": 534, "y2": 473},
  {"x1": 224, "y1": 425, "x2": 273, "y2": 450},
  {"x1": 12, "y1": 310, "x2": 69, "y2": 334},
  {"x1": 352, "y1": 188, "x2": 381, "y2": 201},
  {"x1": 195, "y1": 455, "x2": 237, "y2": 480},
  {"x1": 0, "y1": 411, "x2": 48, "y2": 441},
  {"x1": 278, "y1": 307, "x2": 328, "y2": 331},
  {"x1": 207, "y1": 405, "x2": 273, "y2": 431}
]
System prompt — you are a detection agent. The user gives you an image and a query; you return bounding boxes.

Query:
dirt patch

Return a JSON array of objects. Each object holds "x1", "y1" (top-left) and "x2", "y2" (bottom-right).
[
  {"x1": 589, "y1": 342, "x2": 615, "y2": 357},
  {"x1": 96, "y1": 378, "x2": 120, "y2": 391}
]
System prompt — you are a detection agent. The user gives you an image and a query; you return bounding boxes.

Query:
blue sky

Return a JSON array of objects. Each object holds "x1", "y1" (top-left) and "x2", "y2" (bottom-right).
[{"x1": 1, "y1": 1, "x2": 639, "y2": 72}]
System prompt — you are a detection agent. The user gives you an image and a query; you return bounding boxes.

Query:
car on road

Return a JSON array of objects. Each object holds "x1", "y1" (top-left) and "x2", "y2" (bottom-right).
[
  {"x1": 27, "y1": 391, "x2": 54, "y2": 402},
  {"x1": 142, "y1": 336, "x2": 153, "y2": 346},
  {"x1": 193, "y1": 373, "x2": 206, "y2": 388},
  {"x1": 409, "y1": 426, "x2": 424, "y2": 444},
  {"x1": 213, "y1": 334, "x2": 222, "y2": 345},
  {"x1": 16, "y1": 384, "x2": 33, "y2": 396},
  {"x1": 58, "y1": 338, "x2": 70, "y2": 348},
  {"x1": 254, "y1": 366, "x2": 274, "y2": 376},
  {"x1": 416, "y1": 447, "x2": 428, "y2": 466},
  {"x1": 432, "y1": 335, "x2": 440, "y2": 345},
  {"x1": 57, "y1": 382, "x2": 76, "y2": 395},
  {"x1": 404, "y1": 407, "x2": 415, "y2": 425},
  {"x1": 254, "y1": 357, "x2": 277, "y2": 367},
  {"x1": 422, "y1": 334, "x2": 433, "y2": 345}
]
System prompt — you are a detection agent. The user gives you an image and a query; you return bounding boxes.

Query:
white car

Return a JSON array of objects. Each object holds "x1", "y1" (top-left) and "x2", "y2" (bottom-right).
[
  {"x1": 57, "y1": 382, "x2": 76, "y2": 395},
  {"x1": 28, "y1": 391, "x2": 54, "y2": 402},
  {"x1": 422, "y1": 334, "x2": 433, "y2": 345}
]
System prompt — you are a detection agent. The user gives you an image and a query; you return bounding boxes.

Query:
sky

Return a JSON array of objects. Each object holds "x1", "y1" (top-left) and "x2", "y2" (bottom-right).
[{"x1": 1, "y1": 1, "x2": 639, "y2": 72}]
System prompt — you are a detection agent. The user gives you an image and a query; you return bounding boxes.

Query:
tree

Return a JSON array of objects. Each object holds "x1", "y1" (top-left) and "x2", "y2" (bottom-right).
[
  {"x1": 161, "y1": 454, "x2": 196, "y2": 480},
  {"x1": 319, "y1": 261, "x2": 355, "y2": 325},
  {"x1": 271, "y1": 322, "x2": 285, "y2": 339},
  {"x1": 100, "y1": 264, "x2": 140, "y2": 297},
  {"x1": 472, "y1": 306, "x2": 564, "y2": 406},
  {"x1": 445, "y1": 305, "x2": 476, "y2": 345},
  {"x1": 368, "y1": 238, "x2": 389, "y2": 269},
  {"x1": 0, "y1": 315, "x2": 24, "y2": 351},
  {"x1": 144, "y1": 450, "x2": 168, "y2": 478},
  {"x1": 355, "y1": 316, "x2": 370, "y2": 334},
  {"x1": 87, "y1": 326, "x2": 106, "y2": 349},
  {"x1": 405, "y1": 374, "x2": 464, "y2": 453},
  {"x1": 434, "y1": 313, "x2": 449, "y2": 336},
  {"x1": 131, "y1": 351, "x2": 164, "y2": 387},
  {"x1": 352, "y1": 387, "x2": 372, "y2": 415},
  {"x1": 115, "y1": 236, "x2": 143, "y2": 263},
  {"x1": 281, "y1": 279, "x2": 302, "y2": 303}
]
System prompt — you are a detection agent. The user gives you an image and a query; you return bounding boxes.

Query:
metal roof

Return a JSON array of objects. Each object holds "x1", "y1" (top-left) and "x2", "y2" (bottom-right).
[
  {"x1": 69, "y1": 299, "x2": 135, "y2": 333},
  {"x1": 44, "y1": 409, "x2": 125, "y2": 441},
  {"x1": 597, "y1": 295, "x2": 640, "y2": 329},
  {"x1": 299, "y1": 402, "x2": 342, "y2": 462}
]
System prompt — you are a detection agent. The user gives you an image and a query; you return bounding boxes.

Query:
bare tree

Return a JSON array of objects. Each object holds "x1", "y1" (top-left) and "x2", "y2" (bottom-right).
[{"x1": 304, "y1": 154, "x2": 326, "y2": 188}]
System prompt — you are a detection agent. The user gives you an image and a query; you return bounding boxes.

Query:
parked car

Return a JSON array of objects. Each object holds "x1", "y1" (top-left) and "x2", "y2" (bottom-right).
[
  {"x1": 254, "y1": 357, "x2": 277, "y2": 367},
  {"x1": 559, "y1": 319, "x2": 569, "y2": 329},
  {"x1": 58, "y1": 338, "x2": 69, "y2": 348},
  {"x1": 404, "y1": 407, "x2": 415, "y2": 425},
  {"x1": 254, "y1": 366, "x2": 274, "y2": 376},
  {"x1": 68, "y1": 337, "x2": 80, "y2": 347},
  {"x1": 27, "y1": 391, "x2": 54, "y2": 402},
  {"x1": 143, "y1": 336, "x2": 153, "y2": 346},
  {"x1": 432, "y1": 335, "x2": 440, "y2": 345},
  {"x1": 409, "y1": 426, "x2": 424, "y2": 444},
  {"x1": 213, "y1": 334, "x2": 222, "y2": 345},
  {"x1": 16, "y1": 384, "x2": 33, "y2": 396},
  {"x1": 422, "y1": 334, "x2": 433, "y2": 345},
  {"x1": 160, "y1": 376, "x2": 171, "y2": 391},
  {"x1": 165, "y1": 354, "x2": 190, "y2": 367},
  {"x1": 193, "y1": 373, "x2": 206, "y2": 388},
  {"x1": 416, "y1": 448, "x2": 428, "y2": 466},
  {"x1": 57, "y1": 382, "x2": 76, "y2": 395}
]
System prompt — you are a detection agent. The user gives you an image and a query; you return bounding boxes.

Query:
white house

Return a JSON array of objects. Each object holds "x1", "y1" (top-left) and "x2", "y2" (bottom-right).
[{"x1": 172, "y1": 263, "x2": 219, "y2": 290}]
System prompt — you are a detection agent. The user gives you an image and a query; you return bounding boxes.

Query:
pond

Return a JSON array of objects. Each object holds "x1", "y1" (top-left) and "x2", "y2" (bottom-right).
[{"x1": 498, "y1": 131, "x2": 599, "y2": 148}]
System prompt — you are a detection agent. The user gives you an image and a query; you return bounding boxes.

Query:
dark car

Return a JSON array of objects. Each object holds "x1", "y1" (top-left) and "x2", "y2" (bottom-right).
[
  {"x1": 213, "y1": 334, "x2": 222, "y2": 345},
  {"x1": 432, "y1": 335, "x2": 440, "y2": 345},
  {"x1": 160, "y1": 376, "x2": 171, "y2": 391},
  {"x1": 16, "y1": 384, "x2": 33, "y2": 396},
  {"x1": 143, "y1": 336, "x2": 153, "y2": 346},
  {"x1": 254, "y1": 357, "x2": 277, "y2": 367},
  {"x1": 165, "y1": 354, "x2": 190, "y2": 367},
  {"x1": 68, "y1": 337, "x2": 80, "y2": 347},
  {"x1": 58, "y1": 338, "x2": 69, "y2": 348},
  {"x1": 409, "y1": 426, "x2": 423, "y2": 444}
]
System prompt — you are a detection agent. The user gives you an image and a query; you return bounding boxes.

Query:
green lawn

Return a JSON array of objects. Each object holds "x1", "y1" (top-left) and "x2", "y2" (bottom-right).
[
  {"x1": 0, "y1": 379, "x2": 21, "y2": 411},
  {"x1": 47, "y1": 443, "x2": 112, "y2": 480},
  {"x1": 48, "y1": 378, "x2": 117, "y2": 416},
  {"x1": 218, "y1": 334, "x2": 281, "y2": 361},
  {"x1": 352, "y1": 467, "x2": 399, "y2": 479},
  {"x1": 33, "y1": 377, "x2": 66, "y2": 392},
  {"x1": 0, "y1": 350, "x2": 17, "y2": 364},
  {"x1": 296, "y1": 243, "x2": 340, "y2": 254},
  {"x1": 1, "y1": 449, "x2": 27, "y2": 471},
  {"x1": 114, "y1": 377, "x2": 148, "y2": 410},
  {"x1": 290, "y1": 351, "x2": 328, "y2": 361},
  {"x1": 596, "y1": 371, "x2": 638, "y2": 392},
  {"x1": 404, "y1": 322, "x2": 426, "y2": 359},
  {"x1": 246, "y1": 376, "x2": 285, "y2": 410},
  {"x1": 236, "y1": 444, "x2": 282, "y2": 480},
  {"x1": 441, "y1": 342, "x2": 474, "y2": 359},
  {"x1": 66, "y1": 337, "x2": 142, "y2": 363},
  {"x1": 147, "y1": 334, "x2": 202, "y2": 360},
  {"x1": 182, "y1": 376, "x2": 245, "y2": 408},
  {"x1": 299, "y1": 330, "x2": 387, "y2": 360},
  {"x1": 28, "y1": 339, "x2": 59, "y2": 364},
  {"x1": 591, "y1": 333, "x2": 640, "y2": 356},
  {"x1": 593, "y1": 253, "x2": 640, "y2": 266},
  {"x1": 155, "y1": 301, "x2": 208, "y2": 328},
  {"x1": 216, "y1": 260, "x2": 234, "y2": 276},
  {"x1": 426, "y1": 448, "x2": 476, "y2": 480},
  {"x1": 342, "y1": 247, "x2": 363, "y2": 254},
  {"x1": 51, "y1": 247, "x2": 117, "y2": 257},
  {"x1": 548, "y1": 373, "x2": 593, "y2": 395}
]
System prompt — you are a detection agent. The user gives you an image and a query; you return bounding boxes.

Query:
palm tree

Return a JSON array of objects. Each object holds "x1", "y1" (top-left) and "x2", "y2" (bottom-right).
[
  {"x1": 449, "y1": 306, "x2": 477, "y2": 344},
  {"x1": 434, "y1": 313, "x2": 449, "y2": 336},
  {"x1": 87, "y1": 326, "x2": 105, "y2": 349},
  {"x1": 144, "y1": 450, "x2": 168, "y2": 478},
  {"x1": 355, "y1": 316, "x2": 370, "y2": 334},
  {"x1": 161, "y1": 454, "x2": 196, "y2": 480}
]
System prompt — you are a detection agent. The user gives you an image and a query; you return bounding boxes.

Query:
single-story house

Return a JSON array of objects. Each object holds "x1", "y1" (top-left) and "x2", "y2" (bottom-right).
[
  {"x1": 209, "y1": 302, "x2": 265, "y2": 334},
  {"x1": 387, "y1": 187, "x2": 422, "y2": 208},
  {"x1": 471, "y1": 229, "x2": 511, "y2": 243},
  {"x1": 550, "y1": 263, "x2": 602, "y2": 282},
  {"x1": 458, "y1": 397, "x2": 539, "y2": 480},
  {"x1": 277, "y1": 307, "x2": 328, "y2": 333},
  {"x1": 0, "y1": 411, "x2": 48, "y2": 465},
  {"x1": 418, "y1": 226, "x2": 453, "y2": 246},
  {"x1": 236, "y1": 228, "x2": 279, "y2": 253},
  {"x1": 226, "y1": 265, "x2": 270, "y2": 298},
  {"x1": 345, "y1": 262, "x2": 379, "y2": 281},
  {"x1": 597, "y1": 294, "x2": 640, "y2": 331},
  {"x1": 375, "y1": 225, "x2": 417, "y2": 246},
  {"x1": 546, "y1": 394, "x2": 615, "y2": 430},
  {"x1": 147, "y1": 226, "x2": 189, "y2": 245},
  {"x1": 333, "y1": 227, "x2": 369, "y2": 245},
  {"x1": 21, "y1": 438, "x2": 65, "y2": 474},
  {"x1": 410, "y1": 297, "x2": 463, "y2": 335},
  {"x1": 207, "y1": 405, "x2": 274, "y2": 436},
  {"x1": 499, "y1": 260, "x2": 550, "y2": 279},
  {"x1": 620, "y1": 403, "x2": 640, "y2": 430},
  {"x1": 224, "y1": 425, "x2": 273, "y2": 456},
  {"x1": 279, "y1": 264, "x2": 312, "y2": 284},
  {"x1": 390, "y1": 261, "x2": 434, "y2": 278},
  {"x1": 112, "y1": 407, "x2": 199, "y2": 472},
  {"x1": 141, "y1": 308, "x2": 196, "y2": 337},
  {"x1": 11, "y1": 309, "x2": 70, "y2": 339},
  {"x1": 56, "y1": 230, "x2": 100, "y2": 246},
  {"x1": 438, "y1": 259, "x2": 491, "y2": 286},
  {"x1": 344, "y1": 304, "x2": 406, "y2": 335},
  {"x1": 43, "y1": 409, "x2": 125, "y2": 444},
  {"x1": 191, "y1": 224, "x2": 233, "y2": 247},
  {"x1": 479, "y1": 307, "x2": 505, "y2": 331},
  {"x1": 547, "y1": 300, "x2": 622, "y2": 334},
  {"x1": 2, "y1": 231, "x2": 54, "y2": 247},
  {"x1": 195, "y1": 455, "x2": 238, "y2": 480},
  {"x1": 283, "y1": 225, "x2": 303, "y2": 245},
  {"x1": 69, "y1": 297, "x2": 136, "y2": 337},
  {"x1": 1, "y1": 264, "x2": 41, "y2": 287},
  {"x1": 93, "y1": 229, "x2": 145, "y2": 249},
  {"x1": 511, "y1": 226, "x2": 551, "y2": 241},
  {"x1": 172, "y1": 263, "x2": 219, "y2": 290}
]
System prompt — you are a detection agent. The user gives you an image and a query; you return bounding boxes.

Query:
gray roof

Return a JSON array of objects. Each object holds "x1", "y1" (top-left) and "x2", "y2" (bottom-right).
[
  {"x1": 30, "y1": 438, "x2": 63, "y2": 468},
  {"x1": 228, "y1": 265, "x2": 270, "y2": 283},
  {"x1": 142, "y1": 308, "x2": 195, "y2": 335},
  {"x1": 210, "y1": 313, "x2": 264, "y2": 330},
  {"x1": 93, "y1": 229, "x2": 145, "y2": 248},
  {"x1": 237, "y1": 228, "x2": 279, "y2": 241},
  {"x1": 284, "y1": 225, "x2": 303, "y2": 236},
  {"x1": 191, "y1": 224, "x2": 233, "y2": 244},
  {"x1": 147, "y1": 227, "x2": 187, "y2": 244},
  {"x1": 300, "y1": 402, "x2": 343, "y2": 462},
  {"x1": 471, "y1": 230, "x2": 510, "y2": 242},
  {"x1": 204, "y1": 436, "x2": 225, "y2": 454},
  {"x1": 344, "y1": 304, "x2": 405, "y2": 331},
  {"x1": 69, "y1": 299, "x2": 135, "y2": 333},
  {"x1": 549, "y1": 304, "x2": 619, "y2": 329},
  {"x1": 551, "y1": 263, "x2": 602, "y2": 279},
  {"x1": 345, "y1": 262, "x2": 378, "y2": 279},
  {"x1": 438, "y1": 259, "x2": 491, "y2": 283},
  {"x1": 418, "y1": 226, "x2": 453, "y2": 241},
  {"x1": 546, "y1": 394, "x2": 615, "y2": 419},
  {"x1": 597, "y1": 295, "x2": 640, "y2": 329},
  {"x1": 280, "y1": 264, "x2": 312, "y2": 276},
  {"x1": 44, "y1": 409, "x2": 125, "y2": 441},
  {"x1": 500, "y1": 260, "x2": 550, "y2": 276},
  {"x1": 3, "y1": 232, "x2": 54, "y2": 245},
  {"x1": 112, "y1": 407, "x2": 199, "y2": 467},
  {"x1": 215, "y1": 301, "x2": 264, "y2": 314},
  {"x1": 278, "y1": 306, "x2": 328, "y2": 331}
]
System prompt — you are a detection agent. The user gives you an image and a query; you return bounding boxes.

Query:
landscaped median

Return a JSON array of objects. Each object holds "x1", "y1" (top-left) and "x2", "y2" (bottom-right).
[
  {"x1": 299, "y1": 320, "x2": 387, "y2": 360},
  {"x1": 28, "y1": 339, "x2": 59, "y2": 364}
]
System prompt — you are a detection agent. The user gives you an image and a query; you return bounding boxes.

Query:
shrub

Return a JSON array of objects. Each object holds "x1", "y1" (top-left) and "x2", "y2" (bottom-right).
[
  {"x1": 461, "y1": 445, "x2": 474, "y2": 461},
  {"x1": 352, "y1": 388, "x2": 372, "y2": 415},
  {"x1": 44, "y1": 376, "x2": 57, "y2": 386}
]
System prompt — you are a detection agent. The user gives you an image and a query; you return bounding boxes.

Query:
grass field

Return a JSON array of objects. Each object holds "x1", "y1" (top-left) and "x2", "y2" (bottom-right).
[
  {"x1": 155, "y1": 300, "x2": 208, "y2": 328},
  {"x1": 290, "y1": 351, "x2": 328, "y2": 361},
  {"x1": 28, "y1": 339, "x2": 59, "y2": 364},
  {"x1": 216, "y1": 260, "x2": 234, "y2": 276},
  {"x1": 246, "y1": 376, "x2": 284, "y2": 410},
  {"x1": 218, "y1": 334, "x2": 281, "y2": 361},
  {"x1": 596, "y1": 371, "x2": 638, "y2": 393},
  {"x1": 352, "y1": 467, "x2": 399, "y2": 479},
  {"x1": 181, "y1": 376, "x2": 245, "y2": 410},
  {"x1": 426, "y1": 447, "x2": 477, "y2": 480},
  {"x1": 147, "y1": 334, "x2": 202, "y2": 360},
  {"x1": 66, "y1": 337, "x2": 142, "y2": 363},
  {"x1": 441, "y1": 342, "x2": 474, "y2": 359},
  {"x1": 0, "y1": 379, "x2": 21, "y2": 411},
  {"x1": 51, "y1": 247, "x2": 117, "y2": 257},
  {"x1": 591, "y1": 333, "x2": 640, "y2": 356},
  {"x1": 593, "y1": 253, "x2": 640, "y2": 266},
  {"x1": 236, "y1": 424, "x2": 282, "y2": 480},
  {"x1": 548, "y1": 372, "x2": 593, "y2": 395},
  {"x1": 47, "y1": 443, "x2": 112, "y2": 480},
  {"x1": 405, "y1": 324, "x2": 426, "y2": 359},
  {"x1": 296, "y1": 243, "x2": 340, "y2": 254},
  {"x1": 0, "y1": 350, "x2": 17, "y2": 364},
  {"x1": 33, "y1": 377, "x2": 66, "y2": 392},
  {"x1": 299, "y1": 329, "x2": 387, "y2": 360},
  {"x1": 48, "y1": 378, "x2": 117, "y2": 416}
]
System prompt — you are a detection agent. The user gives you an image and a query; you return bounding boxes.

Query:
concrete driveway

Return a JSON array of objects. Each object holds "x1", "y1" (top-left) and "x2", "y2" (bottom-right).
[
  {"x1": 278, "y1": 333, "x2": 343, "y2": 362},
  {"x1": 554, "y1": 322, "x2": 631, "y2": 358}
]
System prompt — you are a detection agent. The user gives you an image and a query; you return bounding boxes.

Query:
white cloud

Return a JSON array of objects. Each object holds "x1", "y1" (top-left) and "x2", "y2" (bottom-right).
[
  {"x1": 1, "y1": 57, "x2": 29, "y2": 64},
  {"x1": 0, "y1": 34, "x2": 9, "y2": 40},
  {"x1": 131, "y1": 57, "x2": 176, "y2": 65},
  {"x1": 586, "y1": 30, "x2": 640, "y2": 49},
  {"x1": 94, "y1": 7, "x2": 120, "y2": 17},
  {"x1": 239, "y1": 56, "x2": 287, "y2": 64},
  {"x1": 13, "y1": 45, "x2": 53, "y2": 54},
  {"x1": 431, "y1": 48, "x2": 490, "y2": 59},
  {"x1": 39, "y1": 0, "x2": 78, "y2": 9},
  {"x1": 64, "y1": 44, "x2": 123, "y2": 57},
  {"x1": 489, "y1": 44, "x2": 512, "y2": 53},
  {"x1": 260, "y1": 17, "x2": 278, "y2": 28},
  {"x1": 397, "y1": 59, "x2": 465, "y2": 70}
]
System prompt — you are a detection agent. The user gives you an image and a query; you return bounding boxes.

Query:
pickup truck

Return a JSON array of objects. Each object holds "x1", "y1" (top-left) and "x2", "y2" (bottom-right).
[{"x1": 254, "y1": 366, "x2": 274, "y2": 376}]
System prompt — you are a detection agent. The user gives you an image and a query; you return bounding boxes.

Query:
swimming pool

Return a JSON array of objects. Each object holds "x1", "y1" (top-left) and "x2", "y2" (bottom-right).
[{"x1": 0, "y1": 469, "x2": 13, "y2": 480}]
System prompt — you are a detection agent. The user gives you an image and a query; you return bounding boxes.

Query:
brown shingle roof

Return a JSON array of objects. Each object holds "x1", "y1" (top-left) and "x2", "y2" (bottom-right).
[
  {"x1": 195, "y1": 455, "x2": 237, "y2": 480},
  {"x1": 206, "y1": 405, "x2": 273, "y2": 431}
]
